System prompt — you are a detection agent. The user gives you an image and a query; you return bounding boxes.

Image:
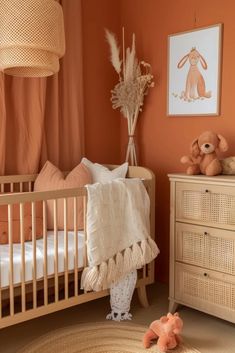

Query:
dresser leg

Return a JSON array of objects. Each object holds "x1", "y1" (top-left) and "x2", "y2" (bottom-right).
[
  {"x1": 168, "y1": 299, "x2": 179, "y2": 313},
  {"x1": 137, "y1": 285, "x2": 149, "y2": 308}
]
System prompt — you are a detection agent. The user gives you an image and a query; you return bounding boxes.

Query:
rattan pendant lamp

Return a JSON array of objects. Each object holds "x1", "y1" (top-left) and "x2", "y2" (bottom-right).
[{"x1": 0, "y1": 0, "x2": 65, "y2": 77}]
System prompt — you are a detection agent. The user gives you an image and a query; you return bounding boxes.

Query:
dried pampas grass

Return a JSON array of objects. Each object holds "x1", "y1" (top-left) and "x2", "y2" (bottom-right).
[
  {"x1": 105, "y1": 28, "x2": 154, "y2": 165},
  {"x1": 105, "y1": 29, "x2": 122, "y2": 77}
]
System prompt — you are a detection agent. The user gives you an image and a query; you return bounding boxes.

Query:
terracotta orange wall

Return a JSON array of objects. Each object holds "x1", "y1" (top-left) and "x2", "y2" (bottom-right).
[
  {"x1": 82, "y1": 0, "x2": 121, "y2": 164},
  {"x1": 82, "y1": 0, "x2": 235, "y2": 283},
  {"x1": 120, "y1": 0, "x2": 235, "y2": 282}
]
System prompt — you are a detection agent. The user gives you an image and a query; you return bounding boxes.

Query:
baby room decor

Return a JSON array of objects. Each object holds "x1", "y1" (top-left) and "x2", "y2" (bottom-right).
[
  {"x1": 167, "y1": 24, "x2": 222, "y2": 116},
  {"x1": 143, "y1": 312, "x2": 183, "y2": 352},
  {"x1": 105, "y1": 28, "x2": 154, "y2": 165},
  {"x1": 0, "y1": 0, "x2": 65, "y2": 77},
  {"x1": 181, "y1": 131, "x2": 228, "y2": 176}
]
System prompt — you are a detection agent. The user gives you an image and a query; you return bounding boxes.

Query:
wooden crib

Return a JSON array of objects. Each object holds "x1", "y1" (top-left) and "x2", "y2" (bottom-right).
[{"x1": 0, "y1": 165, "x2": 155, "y2": 329}]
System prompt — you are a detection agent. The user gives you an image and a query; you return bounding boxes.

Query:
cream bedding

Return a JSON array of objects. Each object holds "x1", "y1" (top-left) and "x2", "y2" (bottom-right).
[{"x1": 0, "y1": 231, "x2": 85, "y2": 288}]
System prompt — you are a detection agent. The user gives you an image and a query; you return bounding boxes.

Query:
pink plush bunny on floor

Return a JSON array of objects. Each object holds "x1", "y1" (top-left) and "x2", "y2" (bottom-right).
[{"x1": 143, "y1": 312, "x2": 183, "y2": 352}]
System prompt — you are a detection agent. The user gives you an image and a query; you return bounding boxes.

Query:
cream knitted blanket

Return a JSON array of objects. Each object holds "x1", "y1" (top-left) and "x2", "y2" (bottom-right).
[{"x1": 81, "y1": 178, "x2": 159, "y2": 292}]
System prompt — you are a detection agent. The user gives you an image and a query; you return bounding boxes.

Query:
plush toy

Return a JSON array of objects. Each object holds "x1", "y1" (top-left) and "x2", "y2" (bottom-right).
[
  {"x1": 221, "y1": 156, "x2": 235, "y2": 175},
  {"x1": 181, "y1": 131, "x2": 228, "y2": 176},
  {"x1": 142, "y1": 312, "x2": 183, "y2": 352}
]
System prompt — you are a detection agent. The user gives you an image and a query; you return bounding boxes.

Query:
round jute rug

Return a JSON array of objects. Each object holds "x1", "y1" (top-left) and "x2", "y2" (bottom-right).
[{"x1": 19, "y1": 322, "x2": 200, "y2": 353}]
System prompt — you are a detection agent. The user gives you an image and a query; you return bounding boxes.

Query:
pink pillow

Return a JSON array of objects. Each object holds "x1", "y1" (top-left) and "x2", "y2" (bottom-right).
[{"x1": 34, "y1": 161, "x2": 92, "y2": 230}]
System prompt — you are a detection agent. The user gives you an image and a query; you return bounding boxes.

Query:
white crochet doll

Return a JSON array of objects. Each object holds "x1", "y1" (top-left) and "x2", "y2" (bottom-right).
[{"x1": 106, "y1": 270, "x2": 137, "y2": 322}]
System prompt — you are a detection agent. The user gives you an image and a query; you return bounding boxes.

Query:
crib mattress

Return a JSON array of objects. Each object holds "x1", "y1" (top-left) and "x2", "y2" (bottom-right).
[{"x1": 0, "y1": 231, "x2": 85, "y2": 288}]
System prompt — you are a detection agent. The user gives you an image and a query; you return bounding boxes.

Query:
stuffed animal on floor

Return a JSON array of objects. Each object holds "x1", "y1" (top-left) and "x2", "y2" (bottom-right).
[
  {"x1": 142, "y1": 312, "x2": 183, "y2": 352},
  {"x1": 181, "y1": 131, "x2": 228, "y2": 176}
]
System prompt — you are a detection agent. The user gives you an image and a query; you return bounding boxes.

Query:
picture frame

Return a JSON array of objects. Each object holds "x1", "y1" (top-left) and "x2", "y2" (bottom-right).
[{"x1": 167, "y1": 23, "x2": 223, "y2": 116}]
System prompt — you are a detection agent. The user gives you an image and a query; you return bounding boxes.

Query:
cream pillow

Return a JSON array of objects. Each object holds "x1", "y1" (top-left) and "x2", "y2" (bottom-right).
[
  {"x1": 34, "y1": 161, "x2": 92, "y2": 230},
  {"x1": 81, "y1": 158, "x2": 128, "y2": 183}
]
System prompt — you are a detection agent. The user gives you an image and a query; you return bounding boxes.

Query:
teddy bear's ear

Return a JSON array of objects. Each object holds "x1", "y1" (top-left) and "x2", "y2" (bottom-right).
[
  {"x1": 217, "y1": 134, "x2": 229, "y2": 152},
  {"x1": 190, "y1": 138, "x2": 200, "y2": 158},
  {"x1": 174, "y1": 312, "x2": 179, "y2": 317}
]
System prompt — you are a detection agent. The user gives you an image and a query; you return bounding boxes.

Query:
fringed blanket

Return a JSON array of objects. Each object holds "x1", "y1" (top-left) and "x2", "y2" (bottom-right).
[{"x1": 81, "y1": 178, "x2": 160, "y2": 292}]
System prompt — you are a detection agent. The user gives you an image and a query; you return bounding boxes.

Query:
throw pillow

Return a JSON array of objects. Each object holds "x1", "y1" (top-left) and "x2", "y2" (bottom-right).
[
  {"x1": 81, "y1": 158, "x2": 128, "y2": 183},
  {"x1": 34, "y1": 161, "x2": 92, "y2": 230}
]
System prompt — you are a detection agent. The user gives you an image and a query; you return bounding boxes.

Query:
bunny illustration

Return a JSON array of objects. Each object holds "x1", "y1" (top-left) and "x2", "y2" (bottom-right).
[{"x1": 177, "y1": 47, "x2": 211, "y2": 101}]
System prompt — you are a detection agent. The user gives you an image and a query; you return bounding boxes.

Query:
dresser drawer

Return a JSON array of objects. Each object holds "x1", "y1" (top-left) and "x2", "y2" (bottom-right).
[
  {"x1": 176, "y1": 182, "x2": 235, "y2": 228},
  {"x1": 175, "y1": 262, "x2": 235, "y2": 322},
  {"x1": 175, "y1": 223, "x2": 235, "y2": 275}
]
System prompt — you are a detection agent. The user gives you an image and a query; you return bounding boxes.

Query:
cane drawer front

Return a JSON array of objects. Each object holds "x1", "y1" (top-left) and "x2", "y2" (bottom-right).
[
  {"x1": 175, "y1": 223, "x2": 235, "y2": 275},
  {"x1": 175, "y1": 262, "x2": 235, "y2": 320},
  {"x1": 176, "y1": 182, "x2": 235, "y2": 229}
]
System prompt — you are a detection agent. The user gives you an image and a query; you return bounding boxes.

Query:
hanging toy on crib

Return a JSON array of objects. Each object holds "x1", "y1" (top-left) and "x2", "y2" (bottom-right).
[{"x1": 106, "y1": 270, "x2": 137, "y2": 322}]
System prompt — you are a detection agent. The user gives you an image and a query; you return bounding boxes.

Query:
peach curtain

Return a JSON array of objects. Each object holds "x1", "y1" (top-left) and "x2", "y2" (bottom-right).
[{"x1": 0, "y1": 0, "x2": 84, "y2": 175}]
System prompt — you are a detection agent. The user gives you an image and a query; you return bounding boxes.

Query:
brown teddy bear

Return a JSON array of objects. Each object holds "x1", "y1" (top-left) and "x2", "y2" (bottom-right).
[
  {"x1": 181, "y1": 131, "x2": 228, "y2": 176},
  {"x1": 143, "y1": 312, "x2": 183, "y2": 352}
]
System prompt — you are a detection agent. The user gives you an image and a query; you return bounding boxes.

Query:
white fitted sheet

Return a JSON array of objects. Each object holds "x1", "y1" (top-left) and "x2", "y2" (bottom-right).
[{"x1": 0, "y1": 231, "x2": 85, "y2": 288}]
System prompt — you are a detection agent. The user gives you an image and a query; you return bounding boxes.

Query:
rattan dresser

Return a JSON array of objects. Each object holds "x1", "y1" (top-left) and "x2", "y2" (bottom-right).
[{"x1": 168, "y1": 173, "x2": 235, "y2": 323}]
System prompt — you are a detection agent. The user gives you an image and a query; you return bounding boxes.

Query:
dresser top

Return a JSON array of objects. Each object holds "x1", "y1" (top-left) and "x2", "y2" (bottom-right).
[{"x1": 168, "y1": 173, "x2": 235, "y2": 184}]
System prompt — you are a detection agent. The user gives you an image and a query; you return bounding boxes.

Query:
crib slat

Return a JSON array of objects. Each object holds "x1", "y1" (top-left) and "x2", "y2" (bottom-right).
[
  {"x1": 10, "y1": 183, "x2": 14, "y2": 193},
  {"x1": 0, "y1": 184, "x2": 3, "y2": 316},
  {"x1": 43, "y1": 201, "x2": 48, "y2": 306},
  {"x1": 20, "y1": 203, "x2": 26, "y2": 312},
  {"x1": 32, "y1": 202, "x2": 37, "y2": 309},
  {"x1": 147, "y1": 263, "x2": 151, "y2": 279},
  {"x1": 64, "y1": 198, "x2": 68, "y2": 300},
  {"x1": 143, "y1": 265, "x2": 147, "y2": 279},
  {"x1": 74, "y1": 197, "x2": 78, "y2": 296},
  {"x1": 83, "y1": 196, "x2": 87, "y2": 268},
  {"x1": 0, "y1": 240, "x2": 2, "y2": 318},
  {"x1": 8, "y1": 204, "x2": 14, "y2": 316},
  {"x1": 0, "y1": 286, "x2": 1, "y2": 319},
  {"x1": 28, "y1": 181, "x2": 32, "y2": 192},
  {"x1": 20, "y1": 182, "x2": 23, "y2": 193},
  {"x1": 54, "y1": 200, "x2": 59, "y2": 302}
]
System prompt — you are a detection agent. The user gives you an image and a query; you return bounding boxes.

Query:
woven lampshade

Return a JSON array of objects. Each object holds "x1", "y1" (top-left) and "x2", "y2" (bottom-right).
[{"x1": 0, "y1": 0, "x2": 65, "y2": 77}]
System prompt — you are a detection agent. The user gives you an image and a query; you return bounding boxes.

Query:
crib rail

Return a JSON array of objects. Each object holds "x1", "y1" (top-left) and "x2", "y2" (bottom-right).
[
  {"x1": 0, "y1": 187, "x2": 87, "y2": 205},
  {"x1": 0, "y1": 174, "x2": 36, "y2": 194},
  {"x1": 0, "y1": 166, "x2": 155, "y2": 329}
]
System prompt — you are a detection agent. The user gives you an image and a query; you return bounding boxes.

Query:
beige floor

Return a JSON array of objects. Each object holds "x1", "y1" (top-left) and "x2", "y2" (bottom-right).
[{"x1": 0, "y1": 282, "x2": 234, "y2": 353}]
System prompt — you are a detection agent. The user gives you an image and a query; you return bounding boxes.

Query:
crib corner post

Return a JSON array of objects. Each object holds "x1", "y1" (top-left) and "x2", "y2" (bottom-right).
[{"x1": 137, "y1": 285, "x2": 149, "y2": 308}]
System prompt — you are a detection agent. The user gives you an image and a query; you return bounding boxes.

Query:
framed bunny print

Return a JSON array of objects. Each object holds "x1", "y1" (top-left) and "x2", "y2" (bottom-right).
[{"x1": 167, "y1": 24, "x2": 222, "y2": 116}]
